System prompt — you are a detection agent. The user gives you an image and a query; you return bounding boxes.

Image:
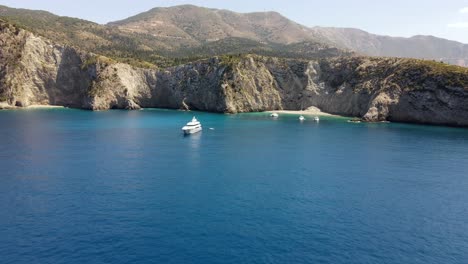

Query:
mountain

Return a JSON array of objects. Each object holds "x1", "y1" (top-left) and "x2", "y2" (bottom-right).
[
  {"x1": 108, "y1": 5, "x2": 316, "y2": 45},
  {"x1": 109, "y1": 5, "x2": 468, "y2": 66},
  {"x1": 0, "y1": 5, "x2": 352, "y2": 67}
]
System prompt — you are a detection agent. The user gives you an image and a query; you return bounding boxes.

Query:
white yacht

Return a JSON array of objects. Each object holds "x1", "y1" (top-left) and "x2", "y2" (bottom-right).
[
  {"x1": 314, "y1": 116, "x2": 320, "y2": 122},
  {"x1": 182, "y1": 117, "x2": 202, "y2": 135},
  {"x1": 270, "y1": 113, "x2": 279, "y2": 118},
  {"x1": 299, "y1": 115, "x2": 305, "y2": 121}
]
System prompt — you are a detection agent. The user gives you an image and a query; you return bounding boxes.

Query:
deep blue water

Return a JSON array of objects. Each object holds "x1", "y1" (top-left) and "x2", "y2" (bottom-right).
[{"x1": 1, "y1": 109, "x2": 468, "y2": 264}]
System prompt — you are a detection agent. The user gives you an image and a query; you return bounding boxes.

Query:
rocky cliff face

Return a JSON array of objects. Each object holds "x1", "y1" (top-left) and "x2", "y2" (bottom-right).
[
  {"x1": 1, "y1": 22, "x2": 467, "y2": 127},
  {"x1": 225, "y1": 56, "x2": 468, "y2": 126},
  {"x1": 0, "y1": 21, "x2": 92, "y2": 108}
]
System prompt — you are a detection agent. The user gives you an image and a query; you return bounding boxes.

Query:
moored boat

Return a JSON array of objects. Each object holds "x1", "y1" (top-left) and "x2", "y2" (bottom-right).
[{"x1": 182, "y1": 117, "x2": 202, "y2": 135}]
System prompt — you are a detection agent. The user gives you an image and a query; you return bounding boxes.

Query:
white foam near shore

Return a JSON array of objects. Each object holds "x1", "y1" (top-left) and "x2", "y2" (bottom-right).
[{"x1": 266, "y1": 106, "x2": 338, "y2": 117}]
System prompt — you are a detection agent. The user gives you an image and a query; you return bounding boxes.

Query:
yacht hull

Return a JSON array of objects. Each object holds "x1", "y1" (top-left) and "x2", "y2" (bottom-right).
[{"x1": 183, "y1": 126, "x2": 202, "y2": 135}]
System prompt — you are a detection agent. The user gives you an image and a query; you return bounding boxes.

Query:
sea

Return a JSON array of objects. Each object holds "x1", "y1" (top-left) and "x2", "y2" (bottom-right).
[{"x1": 1, "y1": 108, "x2": 467, "y2": 264}]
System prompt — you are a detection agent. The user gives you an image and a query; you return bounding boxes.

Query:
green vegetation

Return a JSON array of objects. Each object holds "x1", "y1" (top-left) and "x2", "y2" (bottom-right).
[
  {"x1": 80, "y1": 55, "x2": 116, "y2": 70},
  {"x1": 318, "y1": 56, "x2": 468, "y2": 93},
  {"x1": 402, "y1": 59, "x2": 468, "y2": 75},
  {"x1": 395, "y1": 59, "x2": 468, "y2": 89},
  {"x1": 219, "y1": 54, "x2": 243, "y2": 67},
  {"x1": 81, "y1": 55, "x2": 98, "y2": 70}
]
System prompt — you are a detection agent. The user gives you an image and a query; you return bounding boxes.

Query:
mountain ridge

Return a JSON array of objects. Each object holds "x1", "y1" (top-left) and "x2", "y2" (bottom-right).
[
  {"x1": 108, "y1": 5, "x2": 317, "y2": 45},
  {"x1": 108, "y1": 5, "x2": 468, "y2": 65}
]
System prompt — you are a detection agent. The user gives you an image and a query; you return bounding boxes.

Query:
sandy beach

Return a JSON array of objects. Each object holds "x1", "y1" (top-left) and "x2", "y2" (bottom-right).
[
  {"x1": 0, "y1": 104, "x2": 66, "y2": 110},
  {"x1": 266, "y1": 106, "x2": 339, "y2": 117},
  {"x1": 25, "y1": 105, "x2": 65, "y2": 109}
]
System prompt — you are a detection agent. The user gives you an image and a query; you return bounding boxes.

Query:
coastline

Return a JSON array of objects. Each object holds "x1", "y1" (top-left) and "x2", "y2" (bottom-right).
[{"x1": 0, "y1": 104, "x2": 344, "y2": 118}]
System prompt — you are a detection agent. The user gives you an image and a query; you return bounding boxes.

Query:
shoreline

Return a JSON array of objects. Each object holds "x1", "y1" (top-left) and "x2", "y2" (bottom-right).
[
  {"x1": 0, "y1": 103, "x2": 66, "y2": 110},
  {"x1": 25, "y1": 105, "x2": 65, "y2": 109},
  {"x1": 0, "y1": 104, "x2": 342, "y2": 117},
  {"x1": 266, "y1": 107, "x2": 341, "y2": 117}
]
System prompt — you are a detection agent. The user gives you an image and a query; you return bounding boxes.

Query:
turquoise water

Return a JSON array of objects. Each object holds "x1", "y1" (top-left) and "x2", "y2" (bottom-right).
[{"x1": 1, "y1": 108, "x2": 468, "y2": 264}]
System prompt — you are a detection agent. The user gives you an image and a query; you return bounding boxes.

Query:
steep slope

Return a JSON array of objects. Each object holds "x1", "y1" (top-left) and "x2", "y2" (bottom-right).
[
  {"x1": 0, "y1": 20, "x2": 95, "y2": 108},
  {"x1": 1, "y1": 21, "x2": 467, "y2": 126}
]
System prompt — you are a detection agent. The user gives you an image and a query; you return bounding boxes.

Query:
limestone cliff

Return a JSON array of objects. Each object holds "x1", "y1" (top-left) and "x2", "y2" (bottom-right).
[{"x1": 1, "y1": 21, "x2": 468, "y2": 127}]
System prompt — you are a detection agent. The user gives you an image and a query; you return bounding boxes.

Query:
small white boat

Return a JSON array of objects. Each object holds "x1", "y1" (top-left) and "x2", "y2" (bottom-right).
[
  {"x1": 270, "y1": 113, "x2": 279, "y2": 118},
  {"x1": 299, "y1": 115, "x2": 305, "y2": 121},
  {"x1": 182, "y1": 117, "x2": 202, "y2": 135},
  {"x1": 314, "y1": 116, "x2": 320, "y2": 122}
]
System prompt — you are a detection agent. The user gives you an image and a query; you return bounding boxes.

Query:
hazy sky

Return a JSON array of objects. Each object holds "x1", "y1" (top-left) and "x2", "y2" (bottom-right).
[{"x1": 1, "y1": 0, "x2": 468, "y2": 43}]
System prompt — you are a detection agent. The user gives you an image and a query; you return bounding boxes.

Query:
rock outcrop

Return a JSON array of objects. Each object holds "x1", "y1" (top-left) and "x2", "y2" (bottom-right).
[{"x1": 1, "y1": 22, "x2": 468, "y2": 126}]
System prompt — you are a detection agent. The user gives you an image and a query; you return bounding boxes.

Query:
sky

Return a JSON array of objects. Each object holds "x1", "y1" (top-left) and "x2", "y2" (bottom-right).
[{"x1": 1, "y1": 0, "x2": 468, "y2": 43}]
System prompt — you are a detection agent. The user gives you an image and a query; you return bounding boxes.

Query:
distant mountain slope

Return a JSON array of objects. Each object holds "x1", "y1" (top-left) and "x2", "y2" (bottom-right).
[
  {"x1": 309, "y1": 27, "x2": 468, "y2": 66},
  {"x1": 162, "y1": 37, "x2": 351, "y2": 60}
]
